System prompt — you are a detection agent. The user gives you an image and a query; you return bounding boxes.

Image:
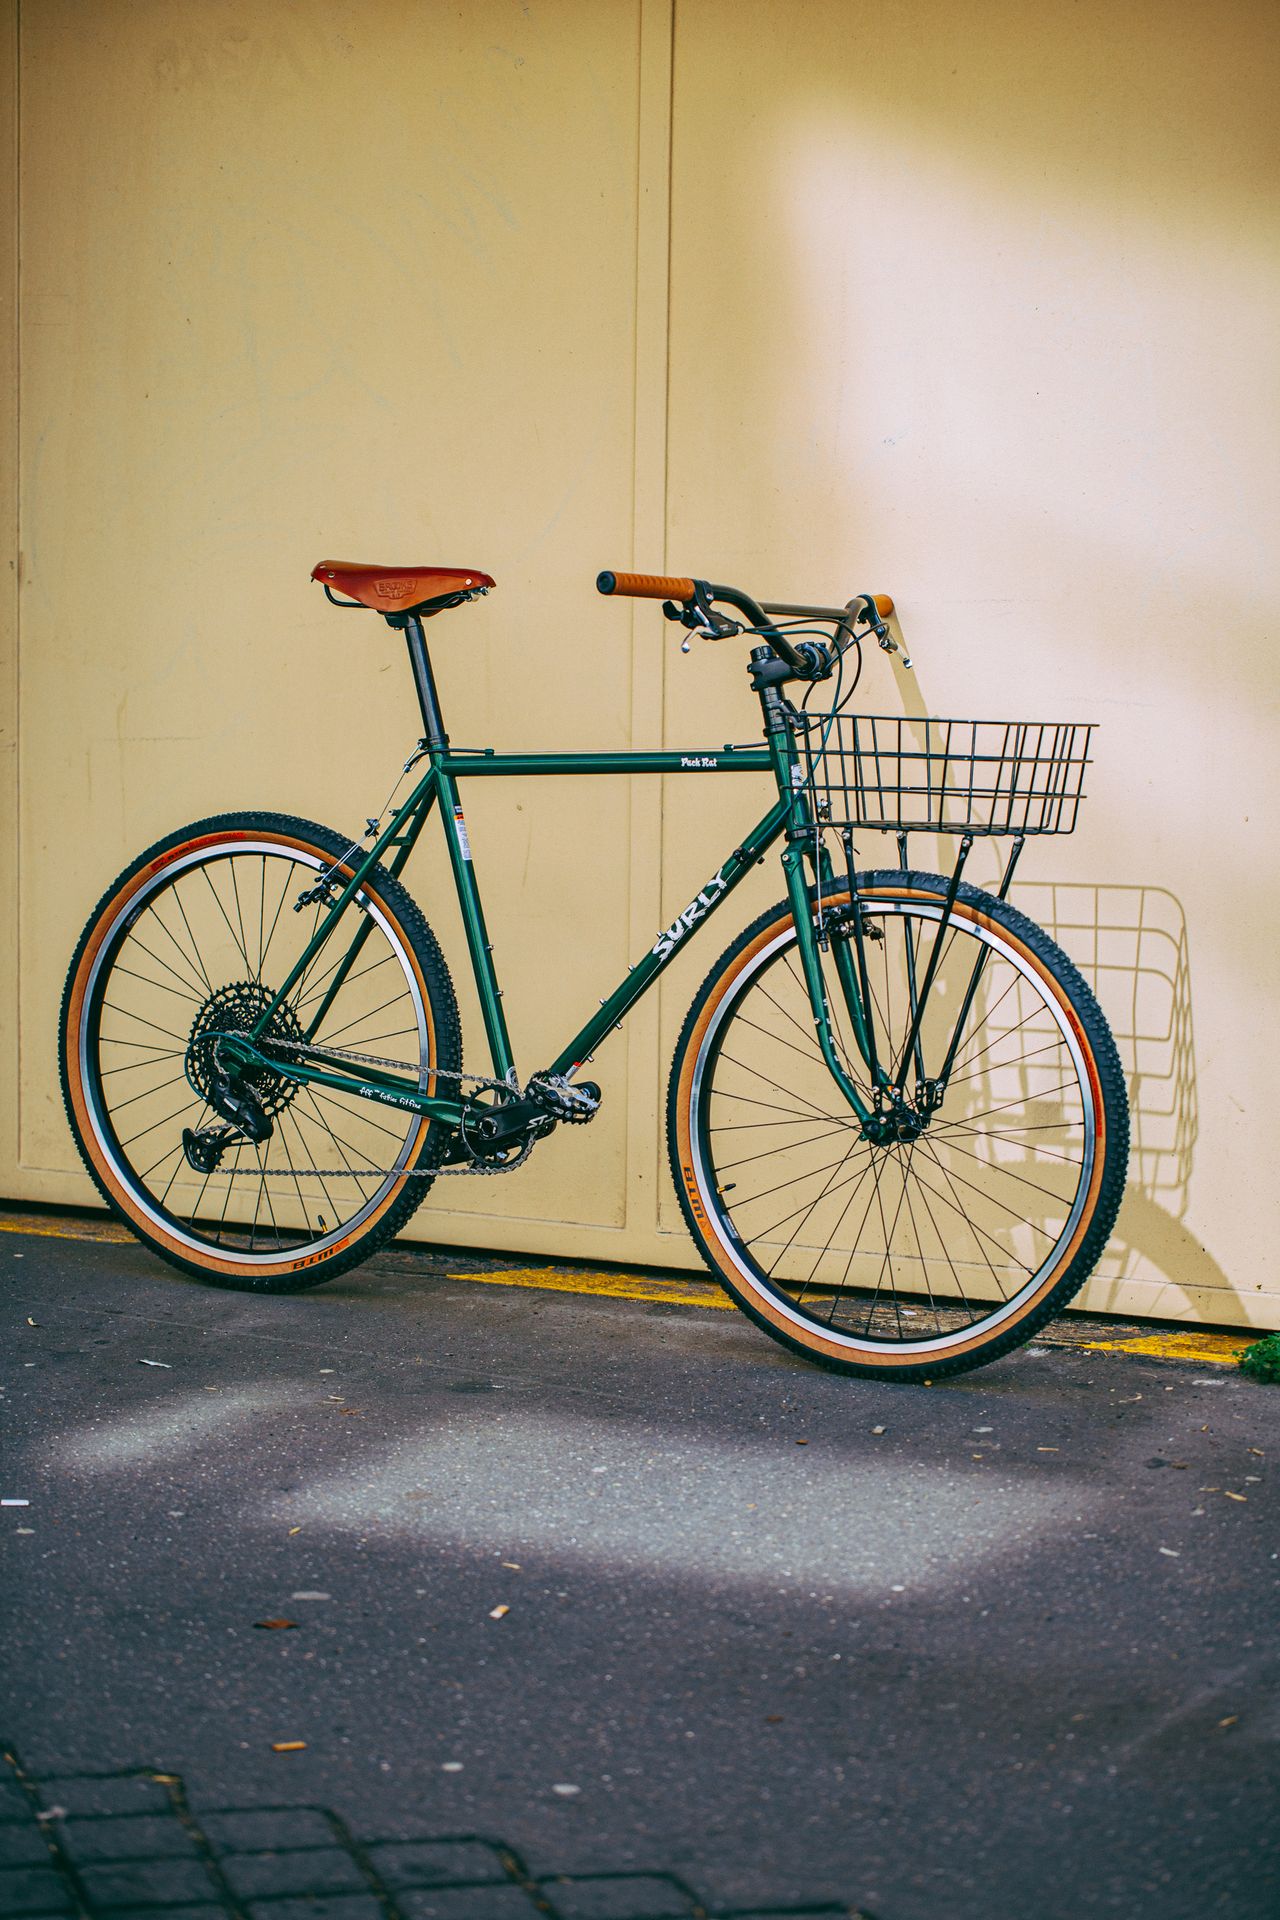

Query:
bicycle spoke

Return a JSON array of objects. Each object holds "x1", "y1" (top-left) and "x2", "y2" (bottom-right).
[
  {"x1": 717, "y1": 1051, "x2": 854, "y2": 1125},
  {"x1": 74, "y1": 835, "x2": 435, "y2": 1266},
  {"x1": 149, "y1": 896, "x2": 215, "y2": 997},
  {"x1": 716, "y1": 1120, "x2": 856, "y2": 1174},
  {"x1": 257, "y1": 860, "x2": 294, "y2": 983},
  {"x1": 688, "y1": 889, "x2": 1100, "y2": 1355},
  {"x1": 199, "y1": 864, "x2": 253, "y2": 975}
]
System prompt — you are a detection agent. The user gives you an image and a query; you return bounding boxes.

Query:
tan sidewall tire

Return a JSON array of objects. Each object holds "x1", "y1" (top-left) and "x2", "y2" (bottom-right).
[
  {"x1": 668, "y1": 880, "x2": 1125, "y2": 1377},
  {"x1": 60, "y1": 816, "x2": 457, "y2": 1287}
]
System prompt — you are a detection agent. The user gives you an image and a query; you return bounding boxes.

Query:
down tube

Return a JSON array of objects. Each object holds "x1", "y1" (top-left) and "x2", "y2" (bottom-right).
[{"x1": 547, "y1": 800, "x2": 790, "y2": 1077}]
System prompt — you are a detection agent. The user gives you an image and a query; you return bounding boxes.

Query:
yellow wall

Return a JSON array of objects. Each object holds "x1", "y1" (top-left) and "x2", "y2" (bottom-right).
[{"x1": 4, "y1": 0, "x2": 1278, "y2": 1326}]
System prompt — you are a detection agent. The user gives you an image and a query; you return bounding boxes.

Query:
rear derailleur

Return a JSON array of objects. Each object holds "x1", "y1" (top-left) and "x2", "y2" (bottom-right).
[{"x1": 182, "y1": 1049, "x2": 275, "y2": 1174}]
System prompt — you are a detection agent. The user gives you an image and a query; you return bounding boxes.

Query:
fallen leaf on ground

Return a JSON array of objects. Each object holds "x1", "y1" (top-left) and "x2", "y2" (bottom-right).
[
  {"x1": 271, "y1": 1741, "x2": 306, "y2": 1752},
  {"x1": 1158, "y1": 1547, "x2": 1180, "y2": 1557},
  {"x1": 288, "y1": 1526, "x2": 302, "y2": 1536},
  {"x1": 26, "y1": 1318, "x2": 38, "y2": 1327},
  {"x1": 1037, "y1": 1447, "x2": 1059, "y2": 1453},
  {"x1": 139, "y1": 1359, "x2": 172, "y2": 1369},
  {"x1": 1223, "y1": 1491, "x2": 1247, "y2": 1502},
  {"x1": 795, "y1": 1438, "x2": 809, "y2": 1446},
  {"x1": 1248, "y1": 1447, "x2": 1265, "y2": 1457},
  {"x1": 872, "y1": 1426, "x2": 886, "y2": 1435},
  {"x1": 1218, "y1": 1716, "x2": 1238, "y2": 1728},
  {"x1": 489, "y1": 1603, "x2": 510, "y2": 1619},
  {"x1": 339, "y1": 1408, "x2": 362, "y2": 1416},
  {"x1": 502, "y1": 1561, "x2": 521, "y2": 1570},
  {"x1": 765, "y1": 1714, "x2": 783, "y2": 1723},
  {"x1": 254, "y1": 1619, "x2": 298, "y2": 1631}
]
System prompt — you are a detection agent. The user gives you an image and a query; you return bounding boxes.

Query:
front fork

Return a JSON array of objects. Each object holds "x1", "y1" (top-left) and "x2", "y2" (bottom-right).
[
  {"x1": 762, "y1": 670, "x2": 1012, "y2": 1140},
  {"x1": 787, "y1": 807, "x2": 1025, "y2": 1139}
]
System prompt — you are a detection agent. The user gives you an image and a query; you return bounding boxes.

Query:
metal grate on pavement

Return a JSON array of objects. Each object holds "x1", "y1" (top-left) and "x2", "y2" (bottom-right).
[{"x1": 0, "y1": 1746, "x2": 872, "y2": 1920}]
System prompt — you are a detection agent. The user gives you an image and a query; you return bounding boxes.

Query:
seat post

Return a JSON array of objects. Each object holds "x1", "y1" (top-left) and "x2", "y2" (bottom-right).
[{"x1": 393, "y1": 613, "x2": 449, "y2": 749}]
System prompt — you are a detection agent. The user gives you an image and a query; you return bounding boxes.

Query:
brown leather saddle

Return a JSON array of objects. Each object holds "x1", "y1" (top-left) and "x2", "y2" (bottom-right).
[{"x1": 312, "y1": 561, "x2": 495, "y2": 616}]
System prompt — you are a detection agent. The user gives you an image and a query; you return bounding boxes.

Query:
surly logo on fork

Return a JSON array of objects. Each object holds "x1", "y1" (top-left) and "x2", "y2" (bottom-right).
[{"x1": 652, "y1": 868, "x2": 729, "y2": 960}]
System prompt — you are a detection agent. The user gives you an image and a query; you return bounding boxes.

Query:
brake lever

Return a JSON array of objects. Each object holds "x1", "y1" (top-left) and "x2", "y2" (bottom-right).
[
  {"x1": 847, "y1": 594, "x2": 912, "y2": 669},
  {"x1": 663, "y1": 584, "x2": 741, "y2": 644}
]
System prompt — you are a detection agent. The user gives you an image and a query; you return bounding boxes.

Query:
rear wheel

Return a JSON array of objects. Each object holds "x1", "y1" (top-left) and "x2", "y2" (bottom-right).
[
  {"x1": 60, "y1": 812, "x2": 460, "y2": 1291},
  {"x1": 668, "y1": 873, "x2": 1128, "y2": 1379}
]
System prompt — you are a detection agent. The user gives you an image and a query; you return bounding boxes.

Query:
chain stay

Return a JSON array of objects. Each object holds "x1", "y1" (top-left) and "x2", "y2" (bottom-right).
[{"x1": 216, "y1": 1031, "x2": 574, "y2": 1178}]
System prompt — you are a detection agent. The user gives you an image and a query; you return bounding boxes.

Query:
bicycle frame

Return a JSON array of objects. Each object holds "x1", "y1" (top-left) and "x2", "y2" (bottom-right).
[{"x1": 222, "y1": 611, "x2": 885, "y2": 1132}]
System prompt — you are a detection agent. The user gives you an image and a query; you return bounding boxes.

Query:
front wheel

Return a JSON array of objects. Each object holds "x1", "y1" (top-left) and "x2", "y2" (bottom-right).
[
  {"x1": 60, "y1": 812, "x2": 461, "y2": 1291},
  {"x1": 668, "y1": 872, "x2": 1128, "y2": 1379}
]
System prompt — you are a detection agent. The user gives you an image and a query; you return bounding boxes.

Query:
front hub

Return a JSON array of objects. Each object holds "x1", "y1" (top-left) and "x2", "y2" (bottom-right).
[{"x1": 862, "y1": 1104, "x2": 926, "y2": 1146}]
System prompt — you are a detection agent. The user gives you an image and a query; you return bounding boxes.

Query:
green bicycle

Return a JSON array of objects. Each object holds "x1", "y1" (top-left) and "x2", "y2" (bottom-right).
[{"x1": 60, "y1": 561, "x2": 1128, "y2": 1380}]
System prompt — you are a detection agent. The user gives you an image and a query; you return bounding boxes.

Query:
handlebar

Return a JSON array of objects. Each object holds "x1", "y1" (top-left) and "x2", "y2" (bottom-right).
[
  {"x1": 762, "y1": 594, "x2": 894, "y2": 622},
  {"x1": 596, "y1": 570, "x2": 696, "y2": 600},
  {"x1": 597, "y1": 571, "x2": 900, "y2": 678}
]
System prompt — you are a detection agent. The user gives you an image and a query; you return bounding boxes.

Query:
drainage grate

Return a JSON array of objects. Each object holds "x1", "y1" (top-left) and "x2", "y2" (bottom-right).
[{"x1": 0, "y1": 1746, "x2": 873, "y2": 1920}]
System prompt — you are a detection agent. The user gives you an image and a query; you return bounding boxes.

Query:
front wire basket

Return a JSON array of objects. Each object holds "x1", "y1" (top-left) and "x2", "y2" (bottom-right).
[{"x1": 801, "y1": 714, "x2": 1094, "y2": 836}]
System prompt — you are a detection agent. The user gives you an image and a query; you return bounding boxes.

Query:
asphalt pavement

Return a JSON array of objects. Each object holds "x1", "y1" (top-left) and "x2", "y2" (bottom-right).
[{"x1": 2, "y1": 1216, "x2": 1277, "y2": 1920}]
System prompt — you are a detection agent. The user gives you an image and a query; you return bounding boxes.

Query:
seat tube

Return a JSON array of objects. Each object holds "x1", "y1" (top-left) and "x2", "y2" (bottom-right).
[
  {"x1": 436, "y1": 763, "x2": 517, "y2": 1083},
  {"x1": 392, "y1": 611, "x2": 516, "y2": 1083}
]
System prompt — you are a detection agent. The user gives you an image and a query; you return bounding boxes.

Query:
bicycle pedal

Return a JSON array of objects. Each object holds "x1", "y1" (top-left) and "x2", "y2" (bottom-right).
[{"x1": 528, "y1": 1074, "x2": 602, "y2": 1124}]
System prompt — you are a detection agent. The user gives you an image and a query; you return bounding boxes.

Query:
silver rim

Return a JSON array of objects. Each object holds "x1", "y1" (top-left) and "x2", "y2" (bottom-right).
[
  {"x1": 686, "y1": 899, "x2": 1097, "y2": 1355},
  {"x1": 76, "y1": 838, "x2": 429, "y2": 1266}
]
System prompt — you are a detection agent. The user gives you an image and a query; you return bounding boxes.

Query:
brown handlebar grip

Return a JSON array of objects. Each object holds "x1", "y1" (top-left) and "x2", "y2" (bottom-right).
[
  {"x1": 597, "y1": 570, "x2": 696, "y2": 601},
  {"x1": 872, "y1": 594, "x2": 894, "y2": 618}
]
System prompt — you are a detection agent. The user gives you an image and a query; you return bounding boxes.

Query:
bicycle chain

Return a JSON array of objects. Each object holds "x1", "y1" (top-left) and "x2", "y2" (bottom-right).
[{"x1": 214, "y1": 1032, "x2": 543, "y2": 1178}]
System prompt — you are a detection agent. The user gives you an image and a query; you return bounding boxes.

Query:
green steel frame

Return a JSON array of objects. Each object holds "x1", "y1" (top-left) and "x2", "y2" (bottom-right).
[{"x1": 219, "y1": 611, "x2": 885, "y2": 1135}]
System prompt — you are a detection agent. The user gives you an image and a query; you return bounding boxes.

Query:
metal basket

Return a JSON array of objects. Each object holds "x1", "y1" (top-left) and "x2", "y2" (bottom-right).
[{"x1": 801, "y1": 714, "x2": 1093, "y2": 836}]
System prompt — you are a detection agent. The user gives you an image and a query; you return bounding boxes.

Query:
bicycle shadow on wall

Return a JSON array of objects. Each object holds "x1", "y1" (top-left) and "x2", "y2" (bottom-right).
[
  {"x1": 1011, "y1": 878, "x2": 1221, "y2": 1300},
  {"x1": 856, "y1": 662, "x2": 1214, "y2": 1305}
]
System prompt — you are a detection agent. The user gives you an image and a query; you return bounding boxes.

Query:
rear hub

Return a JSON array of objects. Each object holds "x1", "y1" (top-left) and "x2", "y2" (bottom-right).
[{"x1": 185, "y1": 981, "x2": 305, "y2": 1127}]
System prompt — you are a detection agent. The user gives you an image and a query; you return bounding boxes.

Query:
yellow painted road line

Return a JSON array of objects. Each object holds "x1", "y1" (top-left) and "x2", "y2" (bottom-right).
[
  {"x1": 0, "y1": 1211, "x2": 132, "y2": 1245},
  {"x1": 445, "y1": 1266, "x2": 732, "y2": 1310},
  {"x1": 0, "y1": 1209, "x2": 1261, "y2": 1365},
  {"x1": 454, "y1": 1269, "x2": 1252, "y2": 1363},
  {"x1": 1073, "y1": 1331, "x2": 1253, "y2": 1367}
]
